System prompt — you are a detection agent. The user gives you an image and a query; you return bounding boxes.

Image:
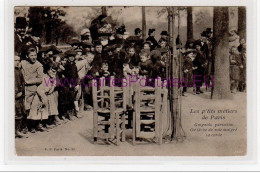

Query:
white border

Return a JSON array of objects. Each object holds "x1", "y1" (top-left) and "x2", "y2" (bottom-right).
[{"x1": 3, "y1": 0, "x2": 258, "y2": 170}]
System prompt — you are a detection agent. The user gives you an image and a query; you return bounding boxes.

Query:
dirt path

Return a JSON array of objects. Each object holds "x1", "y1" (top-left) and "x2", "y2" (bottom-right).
[{"x1": 15, "y1": 91, "x2": 246, "y2": 156}]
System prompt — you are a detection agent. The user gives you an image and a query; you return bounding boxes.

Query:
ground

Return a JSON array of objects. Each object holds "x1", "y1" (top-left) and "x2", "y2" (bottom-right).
[{"x1": 15, "y1": 89, "x2": 246, "y2": 156}]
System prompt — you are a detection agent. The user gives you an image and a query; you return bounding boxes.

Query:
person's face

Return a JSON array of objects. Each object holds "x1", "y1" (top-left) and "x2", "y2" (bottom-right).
[
  {"x1": 87, "y1": 54, "x2": 94, "y2": 64},
  {"x1": 69, "y1": 56, "x2": 75, "y2": 62},
  {"x1": 143, "y1": 44, "x2": 150, "y2": 50},
  {"x1": 187, "y1": 52, "x2": 193, "y2": 58},
  {"x1": 140, "y1": 55, "x2": 147, "y2": 63},
  {"x1": 150, "y1": 32, "x2": 155, "y2": 37},
  {"x1": 160, "y1": 41, "x2": 166, "y2": 48},
  {"x1": 189, "y1": 43, "x2": 194, "y2": 48},
  {"x1": 195, "y1": 45, "x2": 201, "y2": 51},
  {"x1": 101, "y1": 64, "x2": 108, "y2": 71},
  {"x1": 47, "y1": 68, "x2": 57, "y2": 79},
  {"x1": 95, "y1": 45, "x2": 102, "y2": 53},
  {"x1": 240, "y1": 39, "x2": 246, "y2": 45},
  {"x1": 161, "y1": 35, "x2": 167, "y2": 39},
  {"x1": 61, "y1": 58, "x2": 67, "y2": 66},
  {"x1": 136, "y1": 32, "x2": 142, "y2": 37},
  {"x1": 16, "y1": 27, "x2": 26, "y2": 36},
  {"x1": 115, "y1": 47, "x2": 122, "y2": 53},
  {"x1": 14, "y1": 57, "x2": 21, "y2": 68},
  {"x1": 201, "y1": 36, "x2": 206, "y2": 42},
  {"x1": 27, "y1": 51, "x2": 37, "y2": 64},
  {"x1": 101, "y1": 39, "x2": 108, "y2": 46},
  {"x1": 207, "y1": 33, "x2": 213, "y2": 39},
  {"x1": 128, "y1": 48, "x2": 135, "y2": 56},
  {"x1": 76, "y1": 51, "x2": 82, "y2": 60}
]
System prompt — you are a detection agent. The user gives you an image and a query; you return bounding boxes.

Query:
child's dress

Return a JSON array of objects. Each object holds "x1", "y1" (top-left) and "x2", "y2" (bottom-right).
[{"x1": 28, "y1": 74, "x2": 58, "y2": 120}]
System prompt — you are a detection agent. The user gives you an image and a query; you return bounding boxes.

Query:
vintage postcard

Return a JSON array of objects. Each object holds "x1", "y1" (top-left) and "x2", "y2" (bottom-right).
[{"x1": 11, "y1": 5, "x2": 250, "y2": 157}]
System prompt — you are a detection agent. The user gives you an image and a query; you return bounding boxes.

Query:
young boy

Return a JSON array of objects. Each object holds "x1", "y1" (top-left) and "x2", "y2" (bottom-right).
[
  {"x1": 64, "y1": 50, "x2": 80, "y2": 120},
  {"x1": 138, "y1": 51, "x2": 153, "y2": 79},
  {"x1": 21, "y1": 47, "x2": 44, "y2": 133},
  {"x1": 15, "y1": 55, "x2": 26, "y2": 138}
]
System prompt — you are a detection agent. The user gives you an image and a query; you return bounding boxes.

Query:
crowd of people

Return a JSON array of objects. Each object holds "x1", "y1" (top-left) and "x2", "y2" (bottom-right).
[{"x1": 14, "y1": 15, "x2": 246, "y2": 138}]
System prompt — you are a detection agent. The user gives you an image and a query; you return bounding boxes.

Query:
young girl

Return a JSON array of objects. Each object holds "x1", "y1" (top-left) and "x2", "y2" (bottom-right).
[
  {"x1": 21, "y1": 47, "x2": 44, "y2": 133},
  {"x1": 35, "y1": 63, "x2": 59, "y2": 129}
]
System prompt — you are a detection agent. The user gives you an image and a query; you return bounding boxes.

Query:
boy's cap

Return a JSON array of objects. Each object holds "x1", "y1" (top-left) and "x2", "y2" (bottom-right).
[
  {"x1": 150, "y1": 50, "x2": 161, "y2": 60},
  {"x1": 134, "y1": 28, "x2": 142, "y2": 35},
  {"x1": 69, "y1": 38, "x2": 81, "y2": 45},
  {"x1": 206, "y1": 28, "x2": 213, "y2": 34},
  {"x1": 65, "y1": 50, "x2": 77, "y2": 57},
  {"x1": 201, "y1": 31, "x2": 207, "y2": 37},
  {"x1": 80, "y1": 28, "x2": 91, "y2": 36},
  {"x1": 15, "y1": 17, "x2": 27, "y2": 28},
  {"x1": 160, "y1": 31, "x2": 168, "y2": 36}
]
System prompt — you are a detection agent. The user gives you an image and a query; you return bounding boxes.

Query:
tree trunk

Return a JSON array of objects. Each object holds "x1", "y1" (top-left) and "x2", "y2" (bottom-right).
[
  {"x1": 168, "y1": 8, "x2": 173, "y2": 44},
  {"x1": 102, "y1": 6, "x2": 107, "y2": 16},
  {"x1": 187, "y1": 7, "x2": 193, "y2": 40},
  {"x1": 142, "y1": 7, "x2": 146, "y2": 39},
  {"x1": 212, "y1": 7, "x2": 233, "y2": 99},
  {"x1": 237, "y1": 7, "x2": 246, "y2": 40}
]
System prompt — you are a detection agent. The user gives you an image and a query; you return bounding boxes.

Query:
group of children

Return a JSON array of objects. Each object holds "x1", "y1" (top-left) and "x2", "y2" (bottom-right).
[
  {"x1": 14, "y1": 15, "x2": 246, "y2": 138},
  {"x1": 14, "y1": 21, "x2": 174, "y2": 138}
]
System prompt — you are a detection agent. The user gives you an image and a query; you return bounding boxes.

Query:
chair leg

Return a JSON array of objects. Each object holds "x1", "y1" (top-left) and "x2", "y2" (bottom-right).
[
  {"x1": 116, "y1": 113, "x2": 120, "y2": 146},
  {"x1": 122, "y1": 113, "x2": 126, "y2": 142}
]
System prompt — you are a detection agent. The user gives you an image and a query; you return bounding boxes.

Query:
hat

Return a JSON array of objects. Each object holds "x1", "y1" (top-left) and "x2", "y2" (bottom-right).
[
  {"x1": 116, "y1": 25, "x2": 126, "y2": 35},
  {"x1": 160, "y1": 31, "x2": 168, "y2": 36},
  {"x1": 148, "y1": 29, "x2": 155, "y2": 35},
  {"x1": 65, "y1": 50, "x2": 77, "y2": 57},
  {"x1": 80, "y1": 28, "x2": 91, "y2": 36},
  {"x1": 93, "y1": 40, "x2": 102, "y2": 46},
  {"x1": 206, "y1": 28, "x2": 213, "y2": 34},
  {"x1": 75, "y1": 48, "x2": 83, "y2": 52},
  {"x1": 201, "y1": 31, "x2": 207, "y2": 37},
  {"x1": 82, "y1": 40, "x2": 93, "y2": 48},
  {"x1": 69, "y1": 38, "x2": 80, "y2": 45},
  {"x1": 15, "y1": 17, "x2": 27, "y2": 28},
  {"x1": 134, "y1": 28, "x2": 142, "y2": 35}
]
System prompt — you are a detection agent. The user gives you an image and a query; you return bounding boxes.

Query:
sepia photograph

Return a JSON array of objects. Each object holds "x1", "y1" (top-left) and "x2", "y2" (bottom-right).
[{"x1": 13, "y1": 6, "x2": 247, "y2": 156}]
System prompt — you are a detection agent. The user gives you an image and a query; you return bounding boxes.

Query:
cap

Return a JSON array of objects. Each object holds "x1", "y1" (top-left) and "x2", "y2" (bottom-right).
[
  {"x1": 15, "y1": 17, "x2": 27, "y2": 28},
  {"x1": 80, "y1": 28, "x2": 91, "y2": 36},
  {"x1": 65, "y1": 50, "x2": 77, "y2": 57},
  {"x1": 160, "y1": 31, "x2": 168, "y2": 36}
]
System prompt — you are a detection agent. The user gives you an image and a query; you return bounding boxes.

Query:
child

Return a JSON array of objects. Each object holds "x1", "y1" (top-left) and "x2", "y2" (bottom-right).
[
  {"x1": 138, "y1": 51, "x2": 153, "y2": 79},
  {"x1": 36, "y1": 62, "x2": 60, "y2": 129},
  {"x1": 64, "y1": 50, "x2": 80, "y2": 120},
  {"x1": 21, "y1": 47, "x2": 44, "y2": 133},
  {"x1": 182, "y1": 50, "x2": 195, "y2": 96},
  {"x1": 229, "y1": 46, "x2": 243, "y2": 93},
  {"x1": 14, "y1": 55, "x2": 26, "y2": 138},
  {"x1": 98, "y1": 62, "x2": 110, "y2": 78}
]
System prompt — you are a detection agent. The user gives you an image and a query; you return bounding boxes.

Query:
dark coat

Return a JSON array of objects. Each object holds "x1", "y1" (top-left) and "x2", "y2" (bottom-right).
[
  {"x1": 15, "y1": 68, "x2": 25, "y2": 117},
  {"x1": 146, "y1": 36, "x2": 159, "y2": 50},
  {"x1": 193, "y1": 51, "x2": 206, "y2": 86}
]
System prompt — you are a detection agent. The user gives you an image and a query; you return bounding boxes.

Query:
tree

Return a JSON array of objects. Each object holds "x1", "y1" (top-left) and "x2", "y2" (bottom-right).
[
  {"x1": 212, "y1": 7, "x2": 233, "y2": 99},
  {"x1": 187, "y1": 7, "x2": 193, "y2": 40},
  {"x1": 238, "y1": 7, "x2": 246, "y2": 40},
  {"x1": 142, "y1": 7, "x2": 146, "y2": 39}
]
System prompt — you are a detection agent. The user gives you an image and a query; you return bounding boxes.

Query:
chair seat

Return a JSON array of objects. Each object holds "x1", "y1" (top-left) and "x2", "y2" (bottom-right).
[{"x1": 97, "y1": 108, "x2": 124, "y2": 114}]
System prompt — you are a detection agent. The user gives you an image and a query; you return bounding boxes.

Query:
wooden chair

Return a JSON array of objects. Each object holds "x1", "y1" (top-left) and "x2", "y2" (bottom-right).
[
  {"x1": 132, "y1": 77, "x2": 167, "y2": 145},
  {"x1": 92, "y1": 76, "x2": 126, "y2": 145}
]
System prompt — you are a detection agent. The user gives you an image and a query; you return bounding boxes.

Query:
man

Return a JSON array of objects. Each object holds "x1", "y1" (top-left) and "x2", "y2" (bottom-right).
[
  {"x1": 146, "y1": 29, "x2": 158, "y2": 50},
  {"x1": 15, "y1": 17, "x2": 36, "y2": 60},
  {"x1": 193, "y1": 40, "x2": 207, "y2": 94},
  {"x1": 125, "y1": 28, "x2": 144, "y2": 52},
  {"x1": 205, "y1": 28, "x2": 213, "y2": 88}
]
